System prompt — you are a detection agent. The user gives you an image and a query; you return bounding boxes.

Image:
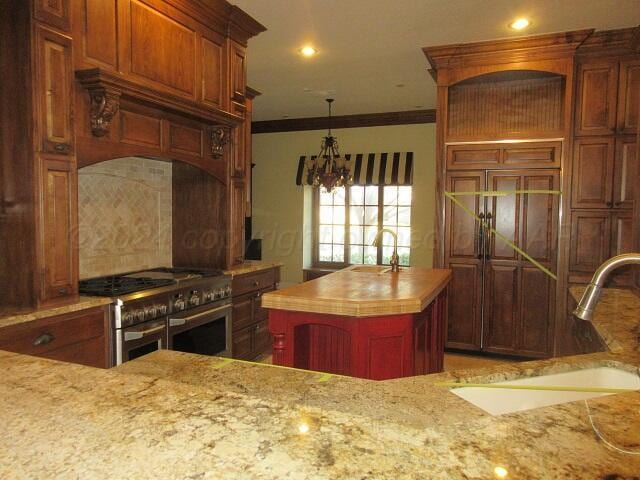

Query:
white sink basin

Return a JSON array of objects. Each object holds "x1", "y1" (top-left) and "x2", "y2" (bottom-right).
[
  {"x1": 349, "y1": 265, "x2": 392, "y2": 274},
  {"x1": 451, "y1": 367, "x2": 640, "y2": 416}
]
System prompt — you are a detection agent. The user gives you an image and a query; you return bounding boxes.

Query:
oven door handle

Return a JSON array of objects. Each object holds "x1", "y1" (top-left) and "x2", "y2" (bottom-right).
[
  {"x1": 123, "y1": 322, "x2": 165, "y2": 342},
  {"x1": 168, "y1": 303, "x2": 231, "y2": 327}
]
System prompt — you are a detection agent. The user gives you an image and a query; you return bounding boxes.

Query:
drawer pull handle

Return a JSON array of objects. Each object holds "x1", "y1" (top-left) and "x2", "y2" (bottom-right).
[
  {"x1": 253, "y1": 281, "x2": 259, "y2": 287},
  {"x1": 54, "y1": 143, "x2": 71, "y2": 154},
  {"x1": 58, "y1": 287, "x2": 68, "y2": 295},
  {"x1": 33, "y1": 333, "x2": 55, "y2": 346}
]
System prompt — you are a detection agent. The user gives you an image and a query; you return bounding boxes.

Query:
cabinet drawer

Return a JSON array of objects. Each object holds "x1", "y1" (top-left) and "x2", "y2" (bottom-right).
[
  {"x1": 0, "y1": 308, "x2": 106, "y2": 357},
  {"x1": 232, "y1": 269, "x2": 277, "y2": 297}
]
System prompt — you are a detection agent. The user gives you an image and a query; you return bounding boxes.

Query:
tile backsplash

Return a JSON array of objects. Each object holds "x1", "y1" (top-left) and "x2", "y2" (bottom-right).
[{"x1": 78, "y1": 157, "x2": 172, "y2": 279}]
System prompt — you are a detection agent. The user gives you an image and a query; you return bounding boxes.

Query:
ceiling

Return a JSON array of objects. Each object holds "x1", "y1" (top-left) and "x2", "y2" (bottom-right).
[{"x1": 232, "y1": 0, "x2": 640, "y2": 121}]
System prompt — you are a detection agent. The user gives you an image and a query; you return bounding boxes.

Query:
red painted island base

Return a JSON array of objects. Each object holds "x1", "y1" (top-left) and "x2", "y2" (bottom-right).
[{"x1": 268, "y1": 291, "x2": 447, "y2": 380}]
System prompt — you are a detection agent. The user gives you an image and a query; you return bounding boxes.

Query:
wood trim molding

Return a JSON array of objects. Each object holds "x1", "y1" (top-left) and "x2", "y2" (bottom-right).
[
  {"x1": 245, "y1": 86, "x2": 262, "y2": 99},
  {"x1": 424, "y1": 29, "x2": 593, "y2": 69},
  {"x1": 252, "y1": 109, "x2": 436, "y2": 134},
  {"x1": 575, "y1": 26, "x2": 640, "y2": 57},
  {"x1": 76, "y1": 68, "x2": 243, "y2": 134}
]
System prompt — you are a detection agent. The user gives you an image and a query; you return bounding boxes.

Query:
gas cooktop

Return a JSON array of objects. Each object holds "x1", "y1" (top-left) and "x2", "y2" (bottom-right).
[{"x1": 79, "y1": 267, "x2": 225, "y2": 297}]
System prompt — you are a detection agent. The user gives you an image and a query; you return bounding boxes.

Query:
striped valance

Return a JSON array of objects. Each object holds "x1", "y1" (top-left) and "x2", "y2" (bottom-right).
[{"x1": 296, "y1": 152, "x2": 414, "y2": 186}]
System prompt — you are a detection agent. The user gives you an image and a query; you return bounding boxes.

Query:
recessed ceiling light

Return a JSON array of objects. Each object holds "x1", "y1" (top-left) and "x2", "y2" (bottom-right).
[
  {"x1": 299, "y1": 46, "x2": 317, "y2": 57},
  {"x1": 494, "y1": 466, "x2": 508, "y2": 478},
  {"x1": 509, "y1": 18, "x2": 530, "y2": 30}
]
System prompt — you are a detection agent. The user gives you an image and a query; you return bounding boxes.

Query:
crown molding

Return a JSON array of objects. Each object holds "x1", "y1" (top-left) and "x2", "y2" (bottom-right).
[{"x1": 252, "y1": 109, "x2": 436, "y2": 134}]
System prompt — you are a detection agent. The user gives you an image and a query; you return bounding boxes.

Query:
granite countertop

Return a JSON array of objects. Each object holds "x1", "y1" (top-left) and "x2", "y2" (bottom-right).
[
  {"x1": 223, "y1": 260, "x2": 283, "y2": 277},
  {"x1": 0, "y1": 296, "x2": 112, "y2": 330},
  {"x1": 2, "y1": 348, "x2": 640, "y2": 479},
  {"x1": 262, "y1": 266, "x2": 452, "y2": 316},
  {"x1": 2, "y1": 285, "x2": 639, "y2": 478},
  {"x1": 570, "y1": 287, "x2": 640, "y2": 353}
]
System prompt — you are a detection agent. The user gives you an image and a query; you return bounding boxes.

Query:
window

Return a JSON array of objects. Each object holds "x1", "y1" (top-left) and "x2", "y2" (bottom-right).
[{"x1": 315, "y1": 185, "x2": 412, "y2": 267}]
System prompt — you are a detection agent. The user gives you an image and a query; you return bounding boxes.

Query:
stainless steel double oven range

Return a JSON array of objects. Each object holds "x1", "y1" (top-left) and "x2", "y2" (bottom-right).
[{"x1": 79, "y1": 267, "x2": 232, "y2": 365}]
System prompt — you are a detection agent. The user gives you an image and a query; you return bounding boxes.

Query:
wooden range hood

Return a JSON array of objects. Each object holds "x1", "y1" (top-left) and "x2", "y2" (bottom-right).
[{"x1": 0, "y1": 0, "x2": 265, "y2": 310}]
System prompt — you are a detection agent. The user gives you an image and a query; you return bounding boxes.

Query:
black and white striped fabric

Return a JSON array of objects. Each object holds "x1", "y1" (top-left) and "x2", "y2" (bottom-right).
[{"x1": 296, "y1": 152, "x2": 414, "y2": 186}]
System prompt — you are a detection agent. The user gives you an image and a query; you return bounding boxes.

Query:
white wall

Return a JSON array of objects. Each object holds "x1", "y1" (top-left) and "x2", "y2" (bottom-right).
[{"x1": 252, "y1": 123, "x2": 437, "y2": 285}]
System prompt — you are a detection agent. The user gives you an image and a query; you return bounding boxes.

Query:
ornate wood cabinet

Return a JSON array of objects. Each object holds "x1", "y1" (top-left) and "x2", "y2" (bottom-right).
[
  {"x1": 425, "y1": 28, "x2": 639, "y2": 357},
  {"x1": 569, "y1": 31, "x2": 640, "y2": 287},
  {"x1": 424, "y1": 31, "x2": 589, "y2": 358},
  {"x1": 0, "y1": 0, "x2": 265, "y2": 311}
]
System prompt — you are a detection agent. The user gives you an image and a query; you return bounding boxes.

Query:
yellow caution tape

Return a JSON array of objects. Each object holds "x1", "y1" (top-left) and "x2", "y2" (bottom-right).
[
  {"x1": 447, "y1": 190, "x2": 562, "y2": 197},
  {"x1": 211, "y1": 356, "x2": 346, "y2": 382},
  {"x1": 444, "y1": 191, "x2": 558, "y2": 281}
]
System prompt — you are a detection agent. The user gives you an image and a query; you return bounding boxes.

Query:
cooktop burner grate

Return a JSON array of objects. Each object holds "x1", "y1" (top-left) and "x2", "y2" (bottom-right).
[{"x1": 78, "y1": 276, "x2": 176, "y2": 296}]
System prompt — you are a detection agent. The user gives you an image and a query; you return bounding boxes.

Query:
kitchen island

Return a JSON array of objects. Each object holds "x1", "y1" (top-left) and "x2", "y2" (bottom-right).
[{"x1": 261, "y1": 266, "x2": 451, "y2": 380}]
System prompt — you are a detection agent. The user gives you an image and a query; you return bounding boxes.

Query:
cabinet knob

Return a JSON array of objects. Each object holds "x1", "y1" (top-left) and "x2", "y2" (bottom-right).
[
  {"x1": 253, "y1": 280, "x2": 259, "y2": 287},
  {"x1": 58, "y1": 287, "x2": 68, "y2": 295},
  {"x1": 606, "y1": 201, "x2": 613, "y2": 208},
  {"x1": 33, "y1": 332, "x2": 55, "y2": 347},
  {"x1": 54, "y1": 143, "x2": 71, "y2": 154}
]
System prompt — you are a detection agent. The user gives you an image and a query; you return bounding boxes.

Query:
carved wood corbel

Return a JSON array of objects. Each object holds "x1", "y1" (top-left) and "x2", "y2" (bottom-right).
[
  {"x1": 210, "y1": 126, "x2": 231, "y2": 158},
  {"x1": 88, "y1": 86, "x2": 121, "y2": 137}
]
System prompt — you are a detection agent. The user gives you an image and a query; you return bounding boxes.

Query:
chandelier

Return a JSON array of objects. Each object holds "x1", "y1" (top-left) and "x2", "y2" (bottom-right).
[{"x1": 305, "y1": 98, "x2": 352, "y2": 193}]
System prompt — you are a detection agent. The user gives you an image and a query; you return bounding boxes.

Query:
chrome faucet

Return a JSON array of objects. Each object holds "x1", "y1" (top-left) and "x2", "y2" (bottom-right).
[
  {"x1": 372, "y1": 228, "x2": 400, "y2": 272},
  {"x1": 573, "y1": 253, "x2": 640, "y2": 321}
]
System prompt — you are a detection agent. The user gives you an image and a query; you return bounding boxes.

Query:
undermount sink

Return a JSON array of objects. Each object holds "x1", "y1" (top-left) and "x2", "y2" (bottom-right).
[
  {"x1": 349, "y1": 265, "x2": 393, "y2": 274},
  {"x1": 450, "y1": 367, "x2": 640, "y2": 416}
]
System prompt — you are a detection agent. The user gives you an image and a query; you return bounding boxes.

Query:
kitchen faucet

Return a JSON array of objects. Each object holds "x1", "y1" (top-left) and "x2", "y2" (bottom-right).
[
  {"x1": 372, "y1": 228, "x2": 400, "y2": 272},
  {"x1": 573, "y1": 253, "x2": 640, "y2": 321}
]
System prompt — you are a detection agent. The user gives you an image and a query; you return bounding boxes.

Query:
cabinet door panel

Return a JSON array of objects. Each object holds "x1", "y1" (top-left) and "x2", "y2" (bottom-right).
[
  {"x1": 228, "y1": 179, "x2": 246, "y2": 266},
  {"x1": 518, "y1": 267, "x2": 553, "y2": 356},
  {"x1": 609, "y1": 211, "x2": 634, "y2": 286},
  {"x1": 127, "y1": 0, "x2": 196, "y2": 97},
  {"x1": 201, "y1": 34, "x2": 226, "y2": 108},
  {"x1": 575, "y1": 61, "x2": 618, "y2": 136},
  {"x1": 445, "y1": 172, "x2": 485, "y2": 258},
  {"x1": 232, "y1": 325, "x2": 253, "y2": 359},
  {"x1": 445, "y1": 263, "x2": 482, "y2": 350},
  {"x1": 617, "y1": 60, "x2": 640, "y2": 134},
  {"x1": 613, "y1": 137, "x2": 637, "y2": 209},
  {"x1": 487, "y1": 174, "x2": 520, "y2": 261},
  {"x1": 36, "y1": 26, "x2": 74, "y2": 155},
  {"x1": 39, "y1": 157, "x2": 77, "y2": 301},
  {"x1": 80, "y1": 0, "x2": 118, "y2": 68},
  {"x1": 571, "y1": 138, "x2": 615, "y2": 208},
  {"x1": 482, "y1": 264, "x2": 518, "y2": 354},
  {"x1": 229, "y1": 40, "x2": 246, "y2": 104},
  {"x1": 569, "y1": 211, "x2": 611, "y2": 273},
  {"x1": 521, "y1": 173, "x2": 559, "y2": 263},
  {"x1": 231, "y1": 123, "x2": 246, "y2": 177},
  {"x1": 34, "y1": 0, "x2": 70, "y2": 31},
  {"x1": 253, "y1": 319, "x2": 272, "y2": 358}
]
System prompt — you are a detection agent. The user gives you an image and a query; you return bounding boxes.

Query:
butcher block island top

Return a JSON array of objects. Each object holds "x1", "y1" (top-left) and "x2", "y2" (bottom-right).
[{"x1": 261, "y1": 266, "x2": 452, "y2": 317}]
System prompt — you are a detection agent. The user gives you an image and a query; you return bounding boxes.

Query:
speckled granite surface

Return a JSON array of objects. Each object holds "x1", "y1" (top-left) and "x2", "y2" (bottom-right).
[
  {"x1": 2, "y1": 286, "x2": 640, "y2": 478},
  {"x1": 223, "y1": 260, "x2": 283, "y2": 277},
  {"x1": 570, "y1": 287, "x2": 640, "y2": 353},
  {"x1": 0, "y1": 296, "x2": 112, "y2": 329}
]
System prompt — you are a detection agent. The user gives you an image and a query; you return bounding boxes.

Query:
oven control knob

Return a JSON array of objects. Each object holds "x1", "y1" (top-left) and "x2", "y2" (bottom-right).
[
  {"x1": 134, "y1": 309, "x2": 146, "y2": 322},
  {"x1": 189, "y1": 293, "x2": 200, "y2": 307},
  {"x1": 145, "y1": 306, "x2": 157, "y2": 319},
  {"x1": 173, "y1": 298, "x2": 185, "y2": 312},
  {"x1": 216, "y1": 288, "x2": 224, "y2": 299},
  {"x1": 122, "y1": 311, "x2": 134, "y2": 325},
  {"x1": 157, "y1": 304, "x2": 168, "y2": 315},
  {"x1": 224, "y1": 285, "x2": 232, "y2": 297},
  {"x1": 204, "y1": 291, "x2": 214, "y2": 302}
]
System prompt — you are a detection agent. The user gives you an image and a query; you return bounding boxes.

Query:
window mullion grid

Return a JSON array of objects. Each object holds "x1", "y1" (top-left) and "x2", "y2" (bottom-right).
[
  {"x1": 377, "y1": 184, "x2": 384, "y2": 265},
  {"x1": 344, "y1": 187, "x2": 350, "y2": 266}
]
